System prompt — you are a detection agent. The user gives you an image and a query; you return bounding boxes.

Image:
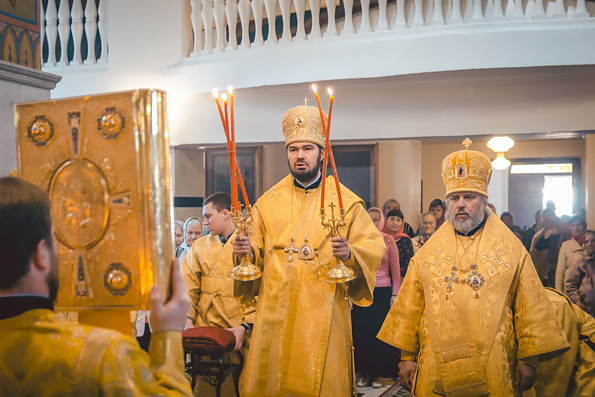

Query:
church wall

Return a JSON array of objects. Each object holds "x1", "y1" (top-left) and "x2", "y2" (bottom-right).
[
  {"x1": 421, "y1": 138, "x2": 587, "y2": 220},
  {"x1": 585, "y1": 135, "x2": 595, "y2": 229}
]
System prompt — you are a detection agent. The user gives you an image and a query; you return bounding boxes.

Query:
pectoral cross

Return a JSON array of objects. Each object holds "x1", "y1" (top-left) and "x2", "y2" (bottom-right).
[
  {"x1": 443, "y1": 266, "x2": 460, "y2": 300},
  {"x1": 284, "y1": 238, "x2": 299, "y2": 263}
]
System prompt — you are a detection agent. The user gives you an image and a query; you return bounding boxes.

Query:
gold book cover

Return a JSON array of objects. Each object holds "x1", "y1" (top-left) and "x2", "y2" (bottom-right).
[{"x1": 15, "y1": 90, "x2": 174, "y2": 310}]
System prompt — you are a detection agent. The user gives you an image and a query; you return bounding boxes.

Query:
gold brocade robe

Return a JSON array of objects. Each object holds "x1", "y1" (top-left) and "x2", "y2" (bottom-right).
[
  {"x1": 0, "y1": 309, "x2": 191, "y2": 396},
  {"x1": 525, "y1": 288, "x2": 595, "y2": 397},
  {"x1": 182, "y1": 231, "x2": 257, "y2": 327},
  {"x1": 240, "y1": 175, "x2": 385, "y2": 397},
  {"x1": 378, "y1": 212, "x2": 569, "y2": 397}
]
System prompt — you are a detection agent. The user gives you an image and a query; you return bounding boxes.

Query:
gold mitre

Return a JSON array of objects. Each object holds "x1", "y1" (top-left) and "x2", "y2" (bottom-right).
[
  {"x1": 441, "y1": 138, "x2": 492, "y2": 198},
  {"x1": 282, "y1": 105, "x2": 326, "y2": 148}
]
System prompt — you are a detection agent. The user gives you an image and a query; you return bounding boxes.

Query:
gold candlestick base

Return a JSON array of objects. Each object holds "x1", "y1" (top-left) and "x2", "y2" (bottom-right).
[
  {"x1": 231, "y1": 205, "x2": 262, "y2": 282},
  {"x1": 321, "y1": 203, "x2": 353, "y2": 284}
]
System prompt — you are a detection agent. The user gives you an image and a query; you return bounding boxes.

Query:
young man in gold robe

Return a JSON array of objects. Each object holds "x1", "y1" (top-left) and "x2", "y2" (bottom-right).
[
  {"x1": 378, "y1": 141, "x2": 570, "y2": 396},
  {"x1": 233, "y1": 105, "x2": 386, "y2": 396},
  {"x1": 182, "y1": 192, "x2": 257, "y2": 349},
  {"x1": 0, "y1": 177, "x2": 192, "y2": 396}
]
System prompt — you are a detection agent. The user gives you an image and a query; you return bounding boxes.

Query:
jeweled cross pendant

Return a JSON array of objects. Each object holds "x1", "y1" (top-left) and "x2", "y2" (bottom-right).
[{"x1": 284, "y1": 238, "x2": 300, "y2": 263}]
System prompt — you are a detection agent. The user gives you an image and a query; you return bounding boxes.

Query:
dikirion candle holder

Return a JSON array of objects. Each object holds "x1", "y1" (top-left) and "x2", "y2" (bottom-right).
[
  {"x1": 230, "y1": 205, "x2": 262, "y2": 281},
  {"x1": 321, "y1": 203, "x2": 355, "y2": 283}
]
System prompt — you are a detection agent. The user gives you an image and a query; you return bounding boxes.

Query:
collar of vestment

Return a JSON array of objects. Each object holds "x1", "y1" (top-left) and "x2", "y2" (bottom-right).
[
  {"x1": 219, "y1": 229, "x2": 235, "y2": 244},
  {"x1": 293, "y1": 174, "x2": 322, "y2": 191},
  {"x1": 454, "y1": 215, "x2": 487, "y2": 237},
  {"x1": 0, "y1": 295, "x2": 53, "y2": 320}
]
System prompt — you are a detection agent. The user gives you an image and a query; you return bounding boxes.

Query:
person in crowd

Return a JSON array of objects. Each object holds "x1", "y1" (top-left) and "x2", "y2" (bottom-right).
[
  {"x1": 182, "y1": 192, "x2": 256, "y2": 348},
  {"x1": 529, "y1": 287, "x2": 595, "y2": 396},
  {"x1": 0, "y1": 177, "x2": 192, "y2": 396},
  {"x1": 546, "y1": 200, "x2": 557, "y2": 214},
  {"x1": 352, "y1": 207, "x2": 400, "y2": 389},
  {"x1": 411, "y1": 212, "x2": 436, "y2": 253},
  {"x1": 429, "y1": 198, "x2": 446, "y2": 229},
  {"x1": 531, "y1": 208, "x2": 560, "y2": 287},
  {"x1": 500, "y1": 212, "x2": 514, "y2": 229},
  {"x1": 382, "y1": 199, "x2": 415, "y2": 238},
  {"x1": 559, "y1": 215, "x2": 572, "y2": 243},
  {"x1": 555, "y1": 215, "x2": 587, "y2": 292},
  {"x1": 232, "y1": 104, "x2": 385, "y2": 396},
  {"x1": 178, "y1": 217, "x2": 204, "y2": 265},
  {"x1": 378, "y1": 143, "x2": 569, "y2": 395},
  {"x1": 522, "y1": 209, "x2": 543, "y2": 252},
  {"x1": 383, "y1": 208, "x2": 414, "y2": 278},
  {"x1": 174, "y1": 220, "x2": 184, "y2": 258},
  {"x1": 565, "y1": 230, "x2": 595, "y2": 318},
  {"x1": 487, "y1": 203, "x2": 497, "y2": 216}
]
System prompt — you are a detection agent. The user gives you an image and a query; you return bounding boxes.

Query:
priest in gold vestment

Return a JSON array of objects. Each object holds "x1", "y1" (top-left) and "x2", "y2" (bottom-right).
[
  {"x1": 182, "y1": 192, "x2": 257, "y2": 348},
  {"x1": 233, "y1": 105, "x2": 385, "y2": 396},
  {"x1": 0, "y1": 177, "x2": 192, "y2": 396},
  {"x1": 378, "y1": 142, "x2": 570, "y2": 396}
]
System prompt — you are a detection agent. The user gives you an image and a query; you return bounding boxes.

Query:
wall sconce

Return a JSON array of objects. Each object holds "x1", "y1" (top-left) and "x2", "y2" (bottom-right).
[{"x1": 487, "y1": 136, "x2": 514, "y2": 170}]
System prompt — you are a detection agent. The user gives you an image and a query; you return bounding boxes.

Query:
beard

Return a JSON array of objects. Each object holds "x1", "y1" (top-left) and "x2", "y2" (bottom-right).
[
  {"x1": 447, "y1": 206, "x2": 487, "y2": 234},
  {"x1": 289, "y1": 157, "x2": 323, "y2": 184}
]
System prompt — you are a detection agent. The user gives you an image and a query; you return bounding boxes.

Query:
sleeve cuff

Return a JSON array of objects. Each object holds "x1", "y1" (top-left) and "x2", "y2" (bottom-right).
[{"x1": 401, "y1": 350, "x2": 417, "y2": 361}]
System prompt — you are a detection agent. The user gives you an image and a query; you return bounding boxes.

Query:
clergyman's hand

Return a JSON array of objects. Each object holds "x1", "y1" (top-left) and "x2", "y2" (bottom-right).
[
  {"x1": 233, "y1": 235, "x2": 251, "y2": 256},
  {"x1": 150, "y1": 260, "x2": 191, "y2": 333},
  {"x1": 225, "y1": 326, "x2": 247, "y2": 350},
  {"x1": 515, "y1": 363, "x2": 536, "y2": 392},
  {"x1": 398, "y1": 360, "x2": 416, "y2": 391},
  {"x1": 184, "y1": 318, "x2": 194, "y2": 330},
  {"x1": 331, "y1": 236, "x2": 351, "y2": 262}
]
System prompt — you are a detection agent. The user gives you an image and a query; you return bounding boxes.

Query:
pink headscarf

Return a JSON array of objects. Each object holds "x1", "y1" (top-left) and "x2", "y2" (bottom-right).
[{"x1": 367, "y1": 207, "x2": 385, "y2": 233}]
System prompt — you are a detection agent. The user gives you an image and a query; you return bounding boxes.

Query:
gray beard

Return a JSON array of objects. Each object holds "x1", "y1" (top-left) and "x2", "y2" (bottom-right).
[{"x1": 447, "y1": 207, "x2": 487, "y2": 234}]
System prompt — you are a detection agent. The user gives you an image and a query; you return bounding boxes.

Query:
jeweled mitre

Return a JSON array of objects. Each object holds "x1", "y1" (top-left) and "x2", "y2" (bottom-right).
[
  {"x1": 282, "y1": 105, "x2": 326, "y2": 148},
  {"x1": 441, "y1": 139, "x2": 492, "y2": 198}
]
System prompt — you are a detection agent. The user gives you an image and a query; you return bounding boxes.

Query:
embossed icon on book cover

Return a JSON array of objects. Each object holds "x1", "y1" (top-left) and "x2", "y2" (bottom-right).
[{"x1": 16, "y1": 90, "x2": 173, "y2": 310}]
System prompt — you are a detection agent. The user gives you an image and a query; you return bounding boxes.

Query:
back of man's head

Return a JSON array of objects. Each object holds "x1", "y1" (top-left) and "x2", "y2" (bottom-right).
[
  {"x1": 0, "y1": 177, "x2": 52, "y2": 289},
  {"x1": 203, "y1": 192, "x2": 232, "y2": 213}
]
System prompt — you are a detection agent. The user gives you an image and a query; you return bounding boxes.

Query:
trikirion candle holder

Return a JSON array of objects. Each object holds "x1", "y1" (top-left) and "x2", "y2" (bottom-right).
[
  {"x1": 230, "y1": 205, "x2": 262, "y2": 281},
  {"x1": 321, "y1": 203, "x2": 355, "y2": 284}
]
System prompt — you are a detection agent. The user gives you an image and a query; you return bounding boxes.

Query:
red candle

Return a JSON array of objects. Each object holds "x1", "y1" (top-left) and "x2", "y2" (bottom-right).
[
  {"x1": 223, "y1": 94, "x2": 238, "y2": 211},
  {"x1": 325, "y1": 88, "x2": 343, "y2": 210},
  {"x1": 236, "y1": 162, "x2": 250, "y2": 207},
  {"x1": 312, "y1": 84, "x2": 330, "y2": 210}
]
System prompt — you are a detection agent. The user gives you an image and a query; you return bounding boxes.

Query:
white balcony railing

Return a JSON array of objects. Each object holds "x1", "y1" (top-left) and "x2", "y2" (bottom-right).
[
  {"x1": 186, "y1": 0, "x2": 592, "y2": 56},
  {"x1": 42, "y1": 0, "x2": 108, "y2": 67}
]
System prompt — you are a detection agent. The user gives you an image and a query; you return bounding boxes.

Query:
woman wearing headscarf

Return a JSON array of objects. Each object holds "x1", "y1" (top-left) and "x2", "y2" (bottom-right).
[
  {"x1": 352, "y1": 207, "x2": 401, "y2": 388},
  {"x1": 383, "y1": 208, "x2": 414, "y2": 279},
  {"x1": 412, "y1": 212, "x2": 437, "y2": 253}
]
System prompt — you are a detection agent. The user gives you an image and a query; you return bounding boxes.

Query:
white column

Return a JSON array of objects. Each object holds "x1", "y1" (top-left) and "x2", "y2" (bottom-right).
[
  {"x1": 213, "y1": 0, "x2": 227, "y2": 52},
  {"x1": 226, "y1": 0, "x2": 239, "y2": 50},
  {"x1": 377, "y1": 0, "x2": 390, "y2": 29},
  {"x1": 573, "y1": 0, "x2": 589, "y2": 18},
  {"x1": 449, "y1": 0, "x2": 464, "y2": 23},
  {"x1": 190, "y1": 0, "x2": 204, "y2": 55},
  {"x1": 342, "y1": 0, "x2": 356, "y2": 34},
  {"x1": 279, "y1": 0, "x2": 293, "y2": 42},
  {"x1": 45, "y1": 0, "x2": 58, "y2": 66},
  {"x1": 202, "y1": 0, "x2": 215, "y2": 54},
  {"x1": 470, "y1": 0, "x2": 484, "y2": 21},
  {"x1": 308, "y1": 0, "x2": 323, "y2": 38},
  {"x1": 71, "y1": 0, "x2": 84, "y2": 64},
  {"x1": 411, "y1": 0, "x2": 425, "y2": 26},
  {"x1": 431, "y1": 0, "x2": 445, "y2": 25},
  {"x1": 57, "y1": 0, "x2": 71, "y2": 65},
  {"x1": 84, "y1": 0, "x2": 98, "y2": 63},
  {"x1": 97, "y1": 0, "x2": 108, "y2": 63},
  {"x1": 294, "y1": 0, "x2": 307, "y2": 40},
  {"x1": 252, "y1": 0, "x2": 265, "y2": 45},
  {"x1": 325, "y1": 0, "x2": 339, "y2": 36},
  {"x1": 394, "y1": 0, "x2": 408, "y2": 28},
  {"x1": 238, "y1": 0, "x2": 252, "y2": 48},
  {"x1": 264, "y1": 0, "x2": 279, "y2": 44},
  {"x1": 552, "y1": 0, "x2": 568, "y2": 18},
  {"x1": 360, "y1": 0, "x2": 373, "y2": 32},
  {"x1": 40, "y1": 2, "x2": 46, "y2": 66}
]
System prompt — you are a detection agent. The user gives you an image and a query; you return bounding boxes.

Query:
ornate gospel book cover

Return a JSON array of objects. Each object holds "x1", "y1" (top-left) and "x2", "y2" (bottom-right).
[{"x1": 15, "y1": 90, "x2": 174, "y2": 310}]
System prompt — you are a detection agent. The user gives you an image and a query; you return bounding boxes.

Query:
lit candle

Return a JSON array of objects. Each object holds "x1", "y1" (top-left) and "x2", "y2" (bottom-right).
[
  {"x1": 312, "y1": 84, "x2": 330, "y2": 210},
  {"x1": 223, "y1": 93, "x2": 238, "y2": 210},
  {"x1": 325, "y1": 88, "x2": 343, "y2": 210},
  {"x1": 236, "y1": 162, "x2": 250, "y2": 207},
  {"x1": 228, "y1": 87, "x2": 240, "y2": 211}
]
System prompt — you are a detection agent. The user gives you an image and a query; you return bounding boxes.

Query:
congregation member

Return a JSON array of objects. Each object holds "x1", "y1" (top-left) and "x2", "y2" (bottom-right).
[
  {"x1": 565, "y1": 230, "x2": 595, "y2": 318},
  {"x1": 383, "y1": 208, "x2": 414, "y2": 278},
  {"x1": 378, "y1": 142, "x2": 569, "y2": 395},
  {"x1": 352, "y1": 207, "x2": 401, "y2": 389},
  {"x1": 411, "y1": 212, "x2": 436, "y2": 253},
  {"x1": 522, "y1": 209, "x2": 543, "y2": 252},
  {"x1": 174, "y1": 220, "x2": 184, "y2": 258},
  {"x1": 428, "y1": 198, "x2": 446, "y2": 229},
  {"x1": 382, "y1": 199, "x2": 416, "y2": 238},
  {"x1": 0, "y1": 177, "x2": 192, "y2": 396},
  {"x1": 530, "y1": 208, "x2": 560, "y2": 287},
  {"x1": 555, "y1": 215, "x2": 587, "y2": 292},
  {"x1": 529, "y1": 288, "x2": 595, "y2": 396},
  {"x1": 178, "y1": 217, "x2": 204, "y2": 265},
  {"x1": 233, "y1": 104, "x2": 385, "y2": 396},
  {"x1": 182, "y1": 192, "x2": 256, "y2": 349}
]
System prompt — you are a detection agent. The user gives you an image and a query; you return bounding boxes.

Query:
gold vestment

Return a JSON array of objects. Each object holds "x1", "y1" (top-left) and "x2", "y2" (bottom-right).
[
  {"x1": 182, "y1": 232, "x2": 257, "y2": 327},
  {"x1": 0, "y1": 309, "x2": 191, "y2": 396},
  {"x1": 378, "y1": 212, "x2": 569, "y2": 396},
  {"x1": 239, "y1": 175, "x2": 385, "y2": 397}
]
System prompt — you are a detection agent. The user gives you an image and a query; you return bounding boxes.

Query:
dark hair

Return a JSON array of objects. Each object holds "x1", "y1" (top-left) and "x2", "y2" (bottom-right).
[
  {"x1": 584, "y1": 230, "x2": 595, "y2": 240},
  {"x1": 386, "y1": 208, "x2": 404, "y2": 221},
  {"x1": 500, "y1": 212, "x2": 513, "y2": 220},
  {"x1": 429, "y1": 198, "x2": 445, "y2": 210},
  {"x1": 0, "y1": 177, "x2": 52, "y2": 289},
  {"x1": 203, "y1": 192, "x2": 232, "y2": 212},
  {"x1": 570, "y1": 215, "x2": 586, "y2": 226}
]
